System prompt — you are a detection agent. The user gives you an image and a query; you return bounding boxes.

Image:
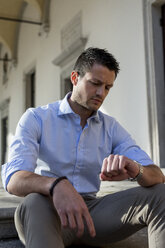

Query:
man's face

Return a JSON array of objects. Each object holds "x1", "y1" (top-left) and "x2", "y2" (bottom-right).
[{"x1": 71, "y1": 64, "x2": 116, "y2": 112}]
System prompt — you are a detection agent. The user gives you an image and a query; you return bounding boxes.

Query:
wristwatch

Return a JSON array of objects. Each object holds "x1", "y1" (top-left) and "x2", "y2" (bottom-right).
[{"x1": 130, "y1": 162, "x2": 144, "y2": 182}]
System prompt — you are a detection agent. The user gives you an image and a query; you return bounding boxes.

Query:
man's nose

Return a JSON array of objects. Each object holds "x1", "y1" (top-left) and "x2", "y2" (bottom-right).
[{"x1": 96, "y1": 86, "x2": 105, "y2": 97}]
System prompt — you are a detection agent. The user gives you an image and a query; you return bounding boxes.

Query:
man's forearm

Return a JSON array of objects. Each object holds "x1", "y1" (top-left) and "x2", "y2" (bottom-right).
[
  {"x1": 7, "y1": 170, "x2": 96, "y2": 238},
  {"x1": 100, "y1": 154, "x2": 165, "y2": 187},
  {"x1": 138, "y1": 164, "x2": 165, "y2": 187},
  {"x1": 7, "y1": 170, "x2": 55, "y2": 197}
]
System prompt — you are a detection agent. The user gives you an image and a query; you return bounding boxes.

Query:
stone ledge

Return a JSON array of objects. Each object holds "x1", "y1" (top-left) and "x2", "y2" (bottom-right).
[
  {"x1": 0, "y1": 208, "x2": 17, "y2": 239},
  {"x1": 0, "y1": 196, "x2": 22, "y2": 239},
  {"x1": 0, "y1": 181, "x2": 148, "y2": 247},
  {"x1": 0, "y1": 238, "x2": 24, "y2": 248}
]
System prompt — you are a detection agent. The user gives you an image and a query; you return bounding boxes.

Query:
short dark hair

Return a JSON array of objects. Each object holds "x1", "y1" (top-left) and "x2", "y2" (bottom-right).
[{"x1": 73, "y1": 47, "x2": 120, "y2": 78}]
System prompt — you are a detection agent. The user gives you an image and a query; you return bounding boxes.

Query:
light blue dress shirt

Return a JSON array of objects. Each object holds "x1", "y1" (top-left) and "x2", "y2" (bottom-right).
[{"x1": 2, "y1": 93, "x2": 153, "y2": 193}]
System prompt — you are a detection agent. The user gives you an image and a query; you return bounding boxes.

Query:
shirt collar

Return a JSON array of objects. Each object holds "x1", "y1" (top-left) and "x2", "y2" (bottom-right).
[
  {"x1": 88, "y1": 111, "x2": 100, "y2": 123},
  {"x1": 58, "y1": 92, "x2": 100, "y2": 123},
  {"x1": 58, "y1": 92, "x2": 74, "y2": 115}
]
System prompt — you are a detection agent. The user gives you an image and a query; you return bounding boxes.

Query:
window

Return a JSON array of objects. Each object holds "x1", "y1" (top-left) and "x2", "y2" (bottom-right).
[
  {"x1": 0, "y1": 99, "x2": 9, "y2": 165},
  {"x1": 25, "y1": 70, "x2": 36, "y2": 109},
  {"x1": 1, "y1": 116, "x2": 8, "y2": 164},
  {"x1": 3, "y1": 53, "x2": 9, "y2": 84},
  {"x1": 61, "y1": 77, "x2": 73, "y2": 99}
]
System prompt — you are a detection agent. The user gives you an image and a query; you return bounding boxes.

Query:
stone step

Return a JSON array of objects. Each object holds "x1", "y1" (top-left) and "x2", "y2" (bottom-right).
[
  {"x1": 0, "y1": 207, "x2": 148, "y2": 248},
  {"x1": 0, "y1": 232, "x2": 148, "y2": 248},
  {"x1": 0, "y1": 181, "x2": 148, "y2": 247},
  {"x1": 0, "y1": 238, "x2": 24, "y2": 248},
  {"x1": 0, "y1": 231, "x2": 148, "y2": 248},
  {"x1": 0, "y1": 195, "x2": 23, "y2": 239},
  {"x1": 0, "y1": 233, "x2": 148, "y2": 248},
  {"x1": 0, "y1": 195, "x2": 25, "y2": 247},
  {"x1": 0, "y1": 208, "x2": 17, "y2": 239}
]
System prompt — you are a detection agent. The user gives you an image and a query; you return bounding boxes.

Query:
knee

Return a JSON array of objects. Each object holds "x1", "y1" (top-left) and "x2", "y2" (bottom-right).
[
  {"x1": 135, "y1": 183, "x2": 165, "y2": 208},
  {"x1": 17, "y1": 193, "x2": 61, "y2": 230},
  {"x1": 24, "y1": 193, "x2": 48, "y2": 207},
  {"x1": 150, "y1": 183, "x2": 165, "y2": 195},
  {"x1": 20, "y1": 193, "x2": 53, "y2": 218},
  {"x1": 146, "y1": 183, "x2": 165, "y2": 206}
]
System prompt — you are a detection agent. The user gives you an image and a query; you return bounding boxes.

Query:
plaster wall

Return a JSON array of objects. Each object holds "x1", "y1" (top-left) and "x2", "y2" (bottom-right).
[{"x1": 0, "y1": 0, "x2": 152, "y2": 160}]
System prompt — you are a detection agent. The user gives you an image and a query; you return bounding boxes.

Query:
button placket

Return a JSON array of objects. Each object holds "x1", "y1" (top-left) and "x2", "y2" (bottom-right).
[{"x1": 73, "y1": 126, "x2": 88, "y2": 188}]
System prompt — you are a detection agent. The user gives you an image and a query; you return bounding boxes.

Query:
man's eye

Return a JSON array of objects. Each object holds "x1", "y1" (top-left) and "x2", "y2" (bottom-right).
[
  {"x1": 106, "y1": 85, "x2": 113, "y2": 90},
  {"x1": 89, "y1": 81, "x2": 97, "y2": 85}
]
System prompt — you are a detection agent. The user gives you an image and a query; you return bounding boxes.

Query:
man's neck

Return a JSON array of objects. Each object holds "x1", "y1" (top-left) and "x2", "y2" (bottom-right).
[{"x1": 68, "y1": 98, "x2": 93, "y2": 129}]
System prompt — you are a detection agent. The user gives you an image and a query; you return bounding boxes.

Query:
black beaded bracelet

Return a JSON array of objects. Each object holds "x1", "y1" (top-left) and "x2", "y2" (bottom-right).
[{"x1": 49, "y1": 176, "x2": 67, "y2": 197}]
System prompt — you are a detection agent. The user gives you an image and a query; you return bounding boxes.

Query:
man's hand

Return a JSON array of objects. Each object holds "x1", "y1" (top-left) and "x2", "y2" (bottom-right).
[
  {"x1": 100, "y1": 154, "x2": 139, "y2": 181},
  {"x1": 100, "y1": 154, "x2": 165, "y2": 187},
  {"x1": 52, "y1": 179, "x2": 96, "y2": 238}
]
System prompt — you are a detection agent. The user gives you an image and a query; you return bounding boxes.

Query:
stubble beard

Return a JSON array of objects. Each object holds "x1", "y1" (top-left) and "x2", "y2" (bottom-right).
[{"x1": 72, "y1": 91, "x2": 101, "y2": 113}]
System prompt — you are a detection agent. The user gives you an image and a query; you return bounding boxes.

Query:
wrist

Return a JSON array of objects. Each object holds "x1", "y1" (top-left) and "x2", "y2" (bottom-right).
[
  {"x1": 49, "y1": 176, "x2": 68, "y2": 197},
  {"x1": 130, "y1": 162, "x2": 144, "y2": 182}
]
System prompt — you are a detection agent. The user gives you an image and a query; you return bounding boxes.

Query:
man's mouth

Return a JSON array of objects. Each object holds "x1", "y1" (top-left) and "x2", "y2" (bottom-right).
[{"x1": 91, "y1": 98, "x2": 102, "y2": 104}]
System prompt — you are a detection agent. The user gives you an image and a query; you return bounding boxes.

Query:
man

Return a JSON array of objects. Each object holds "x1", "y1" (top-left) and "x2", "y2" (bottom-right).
[{"x1": 2, "y1": 47, "x2": 165, "y2": 248}]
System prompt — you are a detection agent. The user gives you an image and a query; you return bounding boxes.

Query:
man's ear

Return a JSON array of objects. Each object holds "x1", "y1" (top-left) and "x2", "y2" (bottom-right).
[{"x1": 70, "y1": 71, "x2": 79, "y2": 86}]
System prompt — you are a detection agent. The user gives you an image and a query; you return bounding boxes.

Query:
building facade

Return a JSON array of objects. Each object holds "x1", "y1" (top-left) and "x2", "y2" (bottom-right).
[{"x1": 0, "y1": 0, "x2": 165, "y2": 169}]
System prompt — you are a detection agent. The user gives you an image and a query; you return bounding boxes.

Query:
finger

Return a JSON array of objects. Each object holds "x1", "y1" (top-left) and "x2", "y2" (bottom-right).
[
  {"x1": 118, "y1": 156, "x2": 127, "y2": 174},
  {"x1": 101, "y1": 157, "x2": 108, "y2": 173},
  {"x1": 83, "y1": 211, "x2": 96, "y2": 238},
  {"x1": 67, "y1": 212, "x2": 76, "y2": 230},
  {"x1": 100, "y1": 172, "x2": 110, "y2": 181},
  {"x1": 102, "y1": 156, "x2": 114, "y2": 177},
  {"x1": 107, "y1": 173, "x2": 128, "y2": 181},
  {"x1": 58, "y1": 211, "x2": 68, "y2": 228},
  {"x1": 111, "y1": 155, "x2": 119, "y2": 170},
  {"x1": 106, "y1": 154, "x2": 114, "y2": 173},
  {"x1": 75, "y1": 212, "x2": 84, "y2": 237},
  {"x1": 107, "y1": 155, "x2": 118, "y2": 175}
]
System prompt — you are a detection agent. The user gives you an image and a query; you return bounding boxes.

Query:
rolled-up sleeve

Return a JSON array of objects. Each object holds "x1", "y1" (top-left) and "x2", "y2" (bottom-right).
[
  {"x1": 1, "y1": 108, "x2": 41, "y2": 190},
  {"x1": 112, "y1": 120, "x2": 154, "y2": 165}
]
